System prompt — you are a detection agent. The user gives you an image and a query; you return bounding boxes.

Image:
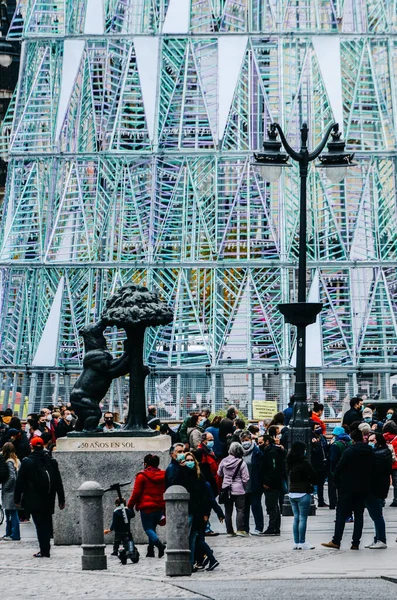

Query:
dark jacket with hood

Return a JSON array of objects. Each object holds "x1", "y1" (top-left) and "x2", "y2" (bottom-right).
[
  {"x1": 370, "y1": 446, "x2": 392, "y2": 499},
  {"x1": 334, "y1": 442, "x2": 374, "y2": 495},
  {"x1": 14, "y1": 448, "x2": 65, "y2": 513},
  {"x1": 329, "y1": 434, "x2": 352, "y2": 474},
  {"x1": 288, "y1": 458, "x2": 317, "y2": 494}
]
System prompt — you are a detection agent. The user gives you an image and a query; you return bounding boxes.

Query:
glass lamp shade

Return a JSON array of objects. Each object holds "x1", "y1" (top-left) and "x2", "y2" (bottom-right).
[
  {"x1": 0, "y1": 54, "x2": 12, "y2": 68},
  {"x1": 324, "y1": 166, "x2": 348, "y2": 183},
  {"x1": 256, "y1": 164, "x2": 282, "y2": 182}
]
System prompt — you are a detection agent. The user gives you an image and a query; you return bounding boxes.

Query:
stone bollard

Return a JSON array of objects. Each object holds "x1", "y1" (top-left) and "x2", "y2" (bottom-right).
[
  {"x1": 78, "y1": 481, "x2": 107, "y2": 571},
  {"x1": 164, "y1": 485, "x2": 191, "y2": 577}
]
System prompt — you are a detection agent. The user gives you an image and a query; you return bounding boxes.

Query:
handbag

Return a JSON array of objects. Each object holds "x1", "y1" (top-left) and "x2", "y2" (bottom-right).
[{"x1": 219, "y1": 459, "x2": 243, "y2": 504}]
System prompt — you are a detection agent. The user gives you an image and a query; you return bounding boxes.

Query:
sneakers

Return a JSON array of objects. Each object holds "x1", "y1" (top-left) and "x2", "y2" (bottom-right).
[
  {"x1": 292, "y1": 544, "x2": 300, "y2": 550},
  {"x1": 236, "y1": 531, "x2": 249, "y2": 537},
  {"x1": 262, "y1": 530, "x2": 280, "y2": 536},
  {"x1": 299, "y1": 542, "x2": 315, "y2": 550},
  {"x1": 318, "y1": 503, "x2": 329, "y2": 508},
  {"x1": 321, "y1": 541, "x2": 340, "y2": 549},
  {"x1": 193, "y1": 563, "x2": 206, "y2": 572},
  {"x1": 33, "y1": 552, "x2": 50, "y2": 558},
  {"x1": 205, "y1": 530, "x2": 219, "y2": 537},
  {"x1": 250, "y1": 530, "x2": 264, "y2": 536},
  {"x1": 367, "y1": 541, "x2": 387, "y2": 549},
  {"x1": 227, "y1": 532, "x2": 237, "y2": 537},
  {"x1": 206, "y1": 560, "x2": 219, "y2": 571},
  {"x1": 345, "y1": 517, "x2": 354, "y2": 523}
]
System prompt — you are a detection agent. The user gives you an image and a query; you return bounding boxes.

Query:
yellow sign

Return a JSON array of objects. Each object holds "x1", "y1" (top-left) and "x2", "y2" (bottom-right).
[{"x1": 252, "y1": 400, "x2": 278, "y2": 420}]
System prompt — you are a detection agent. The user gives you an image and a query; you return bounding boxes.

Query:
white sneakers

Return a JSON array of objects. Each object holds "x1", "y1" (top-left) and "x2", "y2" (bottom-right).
[
  {"x1": 367, "y1": 541, "x2": 387, "y2": 549},
  {"x1": 293, "y1": 542, "x2": 315, "y2": 550}
]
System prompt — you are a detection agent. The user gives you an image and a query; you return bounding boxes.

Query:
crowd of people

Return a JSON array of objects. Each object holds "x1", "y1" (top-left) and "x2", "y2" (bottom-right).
[{"x1": 1, "y1": 396, "x2": 397, "y2": 569}]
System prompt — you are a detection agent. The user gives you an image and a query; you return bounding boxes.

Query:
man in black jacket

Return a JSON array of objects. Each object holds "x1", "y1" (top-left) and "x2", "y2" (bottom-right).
[
  {"x1": 261, "y1": 435, "x2": 283, "y2": 536},
  {"x1": 322, "y1": 428, "x2": 373, "y2": 550},
  {"x1": 342, "y1": 397, "x2": 363, "y2": 428},
  {"x1": 14, "y1": 437, "x2": 65, "y2": 558}
]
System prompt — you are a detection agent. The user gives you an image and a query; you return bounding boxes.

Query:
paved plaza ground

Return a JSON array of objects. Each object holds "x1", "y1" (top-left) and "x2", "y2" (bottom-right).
[{"x1": 1, "y1": 493, "x2": 397, "y2": 599}]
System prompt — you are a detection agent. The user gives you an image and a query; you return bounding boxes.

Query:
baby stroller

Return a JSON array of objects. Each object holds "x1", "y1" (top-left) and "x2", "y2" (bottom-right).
[{"x1": 104, "y1": 481, "x2": 140, "y2": 565}]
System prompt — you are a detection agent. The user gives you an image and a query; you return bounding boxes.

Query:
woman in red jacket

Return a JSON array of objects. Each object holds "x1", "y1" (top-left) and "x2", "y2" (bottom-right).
[{"x1": 127, "y1": 454, "x2": 166, "y2": 557}]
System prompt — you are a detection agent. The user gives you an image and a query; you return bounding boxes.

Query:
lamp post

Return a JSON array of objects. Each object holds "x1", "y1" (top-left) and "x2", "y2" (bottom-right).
[{"x1": 253, "y1": 122, "x2": 356, "y2": 454}]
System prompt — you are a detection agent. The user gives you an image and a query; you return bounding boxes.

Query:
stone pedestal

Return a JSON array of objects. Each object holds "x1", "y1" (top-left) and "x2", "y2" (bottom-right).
[
  {"x1": 53, "y1": 434, "x2": 171, "y2": 545},
  {"x1": 164, "y1": 485, "x2": 191, "y2": 577}
]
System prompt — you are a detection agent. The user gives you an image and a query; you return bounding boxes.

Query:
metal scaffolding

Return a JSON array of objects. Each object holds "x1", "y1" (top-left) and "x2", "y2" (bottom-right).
[{"x1": 1, "y1": 0, "x2": 397, "y2": 418}]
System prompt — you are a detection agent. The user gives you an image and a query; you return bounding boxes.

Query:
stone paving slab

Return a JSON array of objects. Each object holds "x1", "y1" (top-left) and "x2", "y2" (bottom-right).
[{"x1": 2, "y1": 496, "x2": 397, "y2": 598}]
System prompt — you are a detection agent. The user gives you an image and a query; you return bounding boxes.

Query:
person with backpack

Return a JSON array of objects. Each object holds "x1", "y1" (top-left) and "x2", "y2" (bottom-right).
[
  {"x1": 328, "y1": 426, "x2": 352, "y2": 510},
  {"x1": 382, "y1": 420, "x2": 397, "y2": 506},
  {"x1": 14, "y1": 436, "x2": 65, "y2": 558}
]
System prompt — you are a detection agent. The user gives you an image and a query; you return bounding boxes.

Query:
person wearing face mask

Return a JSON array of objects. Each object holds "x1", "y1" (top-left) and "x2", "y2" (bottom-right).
[
  {"x1": 176, "y1": 452, "x2": 219, "y2": 571},
  {"x1": 240, "y1": 431, "x2": 265, "y2": 535},
  {"x1": 54, "y1": 410, "x2": 75, "y2": 439},
  {"x1": 385, "y1": 408, "x2": 397, "y2": 423},
  {"x1": 364, "y1": 432, "x2": 392, "y2": 548},
  {"x1": 218, "y1": 442, "x2": 250, "y2": 537},
  {"x1": 165, "y1": 443, "x2": 186, "y2": 488},
  {"x1": 196, "y1": 432, "x2": 221, "y2": 537},
  {"x1": 342, "y1": 397, "x2": 363, "y2": 428},
  {"x1": 328, "y1": 426, "x2": 352, "y2": 511},
  {"x1": 187, "y1": 414, "x2": 206, "y2": 451},
  {"x1": 102, "y1": 411, "x2": 121, "y2": 433},
  {"x1": 382, "y1": 420, "x2": 397, "y2": 506}
]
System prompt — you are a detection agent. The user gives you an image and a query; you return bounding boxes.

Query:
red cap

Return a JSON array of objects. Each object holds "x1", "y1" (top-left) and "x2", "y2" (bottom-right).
[{"x1": 30, "y1": 436, "x2": 44, "y2": 447}]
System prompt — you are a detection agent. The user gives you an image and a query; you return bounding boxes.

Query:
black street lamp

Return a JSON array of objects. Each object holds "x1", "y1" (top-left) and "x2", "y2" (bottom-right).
[{"x1": 253, "y1": 122, "x2": 356, "y2": 454}]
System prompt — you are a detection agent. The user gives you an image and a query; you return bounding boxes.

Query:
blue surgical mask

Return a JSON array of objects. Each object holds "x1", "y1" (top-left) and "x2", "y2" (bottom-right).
[
  {"x1": 242, "y1": 441, "x2": 252, "y2": 449},
  {"x1": 207, "y1": 440, "x2": 214, "y2": 449},
  {"x1": 185, "y1": 461, "x2": 195, "y2": 469},
  {"x1": 387, "y1": 414, "x2": 393, "y2": 420},
  {"x1": 199, "y1": 419, "x2": 206, "y2": 427},
  {"x1": 368, "y1": 442, "x2": 375, "y2": 448},
  {"x1": 364, "y1": 417, "x2": 372, "y2": 423},
  {"x1": 176, "y1": 453, "x2": 185, "y2": 462}
]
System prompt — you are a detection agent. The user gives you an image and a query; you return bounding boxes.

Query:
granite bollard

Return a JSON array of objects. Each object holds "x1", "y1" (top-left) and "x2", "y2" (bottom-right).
[
  {"x1": 164, "y1": 485, "x2": 191, "y2": 577},
  {"x1": 78, "y1": 481, "x2": 107, "y2": 570}
]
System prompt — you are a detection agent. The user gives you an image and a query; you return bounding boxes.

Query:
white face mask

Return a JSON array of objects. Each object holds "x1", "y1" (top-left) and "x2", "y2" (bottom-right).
[{"x1": 65, "y1": 414, "x2": 73, "y2": 422}]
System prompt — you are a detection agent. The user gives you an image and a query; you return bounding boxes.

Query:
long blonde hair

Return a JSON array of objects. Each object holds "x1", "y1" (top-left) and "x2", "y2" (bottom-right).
[
  {"x1": 185, "y1": 452, "x2": 201, "y2": 478},
  {"x1": 2, "y1": 442, "x2": 20, "y2": 470}
]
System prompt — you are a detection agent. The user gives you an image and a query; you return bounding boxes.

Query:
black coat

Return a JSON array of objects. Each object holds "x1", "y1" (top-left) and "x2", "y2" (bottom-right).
[
  {"x1": 288, "y1": 459, "x2": 317, "y2": 494},
  {"x1": 342, "y1": 408, "x2": 363, "y2": 427},
  {"x1": 261, "y1": 444, "x2": 283, "y2": 491},
  {"x1": 219, "y1": 417, "x2": 234, "y2": 442},
  {"x1": 334, "y1": 442, "x2": 374, "y2": 495},
  {"x1": 14, "y1": 449, "x2": 65, "y2": 514},
  {"x1": 175, "y1": 467, "x2": 211, "y2": 526},
  {"x1": 370, "y1": 447, "x2": 392, "y2": 499}
]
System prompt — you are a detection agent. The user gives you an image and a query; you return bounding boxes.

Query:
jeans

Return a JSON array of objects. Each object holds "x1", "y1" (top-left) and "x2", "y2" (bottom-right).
[
  {"x1": 188, "y1": 516, "x2": 215, "y2": 565},
  {"x1": 140, "y1": 510, "x2": 163, "y2": 546},
  {"x1": 333, "y1": 492, "x2": 366, "y2": 546},
  {"x1": 365, "y1": 493, "x2": 386, "y2": 544},
  {"x1": 264, "y1": 489, "x2": 281, "y2": 533},
  {"x1": 290, "y1": 494, "x2": 311, "y2": 544},
  {"x1": 243, "y1": 491, "x2": 264, "y2": 533},
  {"x1": 314, "y1": 470, "x2": 327, "y2": 505},
  {"x1": 31, "y1": 512, "x2": 52, "y2": 557},
  {"x1": 392, "y1": 471, "x2": 397, "y2": 501},
  {"x1": 224, "y1": 494, "x2": 245, "y2": 533},
  {"x1": 5, "y1": 509, "x2": 20, "y2": 540}
]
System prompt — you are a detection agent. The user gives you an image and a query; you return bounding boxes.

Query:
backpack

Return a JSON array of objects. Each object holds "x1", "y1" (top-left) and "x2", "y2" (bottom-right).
[
  {"x1": 0, "y1": 453, "x2": 9, "y2": 484},
  {"x1": 386, "y1": 436, "x2": 397, "y2": 465},
  {"x1": 334, "y1": 439, "x2": 351, "y2": 455}
]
